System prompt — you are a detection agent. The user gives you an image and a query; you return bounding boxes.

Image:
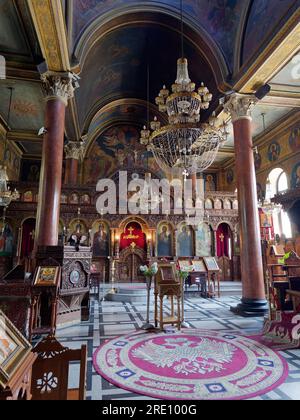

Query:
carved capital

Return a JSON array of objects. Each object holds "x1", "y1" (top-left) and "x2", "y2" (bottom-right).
[
  {"x1": 41, "y1": 72, "x2": 79, "y2": 106},
  {"x1": 224, "y1": 93, "x2": 257, "y2": 123},
  {"x1": 64, "y1": 141, "x2": 85, "y2": 160}
]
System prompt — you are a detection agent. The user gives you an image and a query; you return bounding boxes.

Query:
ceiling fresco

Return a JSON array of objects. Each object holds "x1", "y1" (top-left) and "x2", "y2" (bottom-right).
[
  {"x1": 84, "y1": 124, "x2": 166, "y2": 184},
  {"x1": 71, "y1": 0, "x2": 247, "y2": 70},
  {"x1": 0, "y1": 81, "x2": 44, "y2": 131},
  {"x1": 76, "y1": 24, "x2": 218, "y2": 130},
  {"x1": 242, "y1": 0, "x2": 299, "y2": 65}
]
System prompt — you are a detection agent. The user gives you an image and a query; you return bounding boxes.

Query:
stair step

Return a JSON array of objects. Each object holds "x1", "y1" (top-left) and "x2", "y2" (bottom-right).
[{"x1": 105, "y1": 292, "x2": 147, "y2": 303}]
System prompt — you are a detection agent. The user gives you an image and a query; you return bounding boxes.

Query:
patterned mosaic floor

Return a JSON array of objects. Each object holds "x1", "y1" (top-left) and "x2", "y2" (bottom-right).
[{"x1": 56, "y1": 295, "x2": 300, "y2": 401}]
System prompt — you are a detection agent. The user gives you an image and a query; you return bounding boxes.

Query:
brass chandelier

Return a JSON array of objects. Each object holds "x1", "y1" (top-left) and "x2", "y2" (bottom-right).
[{"x1": 140, "y1": 1, "x2": 226, "y2": 177}]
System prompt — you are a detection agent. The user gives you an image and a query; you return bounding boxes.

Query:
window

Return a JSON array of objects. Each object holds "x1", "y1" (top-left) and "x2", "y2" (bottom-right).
[{"x1": 267, "y1": 168, "x2": 292, "y2": 238}]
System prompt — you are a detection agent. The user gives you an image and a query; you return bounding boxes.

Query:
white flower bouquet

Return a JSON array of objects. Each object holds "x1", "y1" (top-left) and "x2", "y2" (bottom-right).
[{"x1": 140, "y1": 262, "x2": 158, "y2": 278}]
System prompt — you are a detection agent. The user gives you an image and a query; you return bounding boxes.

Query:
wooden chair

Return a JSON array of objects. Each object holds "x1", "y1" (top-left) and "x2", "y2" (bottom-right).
[
  {"x1": 31, "y1": 335, "x2": 87, "y2": 401},
  {"x1": 154, "y1": 264, "x2": 182, "y2": 331}
]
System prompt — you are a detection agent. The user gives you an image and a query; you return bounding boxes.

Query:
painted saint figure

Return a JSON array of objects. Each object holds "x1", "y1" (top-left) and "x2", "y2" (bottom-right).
[
  {"x1": 93, "y1": 223, "x2": 109, "y2": 257},
  {"x1": 196, "y1": 223, "x2": 212, "y2": 257},
  {"x1": 157, "y1": 225, "x2": 172, "y2": 257},
  {"x1": 205, "y1": 175, "x2": 216, "y2": 192},
  {"x1": 0, "y1": 223, "x2": 14, "y2": 256},
  {"x1": 177, "y1": 225, "x2": 193, "y2": 257}
]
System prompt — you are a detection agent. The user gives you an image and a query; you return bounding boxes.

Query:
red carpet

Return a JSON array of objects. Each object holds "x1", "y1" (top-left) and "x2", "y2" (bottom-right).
[{"x1": 93, "y1": 329, "x2": 289, "y2": 400}]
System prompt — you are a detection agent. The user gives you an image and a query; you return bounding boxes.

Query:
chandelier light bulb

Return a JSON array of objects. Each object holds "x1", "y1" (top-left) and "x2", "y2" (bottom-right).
[{"x1": 140, "y1": 57, "x2": 224, "y2": 175}]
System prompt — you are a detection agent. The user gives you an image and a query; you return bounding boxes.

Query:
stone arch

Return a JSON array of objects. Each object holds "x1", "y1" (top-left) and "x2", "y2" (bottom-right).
[
  {"x1": 214, "y1": 198, "x2": 223, "y2": 210},
  {"x1": 205, "y1": 198, "x2": 213, "y2": 210}
]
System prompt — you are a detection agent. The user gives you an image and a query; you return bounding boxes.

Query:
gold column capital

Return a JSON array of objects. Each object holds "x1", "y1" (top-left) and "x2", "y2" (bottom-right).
[
  {"x1": 64, "y1": 141, "x2": 85, "y2": 160},
  {"x1": 224, "y1": 93, "x2": 257, "y2": 123},
  {"x1": 41, "y1": 72, "x2": 79, "y2": 106}
]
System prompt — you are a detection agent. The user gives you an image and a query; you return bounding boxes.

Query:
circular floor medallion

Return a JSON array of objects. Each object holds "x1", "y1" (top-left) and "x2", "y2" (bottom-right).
[{"x1": 93, "y1": 330, "x2": 289, "y2": 400}]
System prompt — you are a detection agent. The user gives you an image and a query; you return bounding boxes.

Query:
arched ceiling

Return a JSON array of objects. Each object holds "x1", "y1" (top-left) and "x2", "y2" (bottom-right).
[
  {"x1": 70, "y1": 0, "x2": 249, "y2": 71},
  {"x1": 76, "y1": 22, "x2": 219, "y2": 132}
]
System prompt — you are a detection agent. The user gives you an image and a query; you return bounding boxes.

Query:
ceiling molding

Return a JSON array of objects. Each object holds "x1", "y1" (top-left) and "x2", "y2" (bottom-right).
[
  {"x1": 21, "y1": 154, "x2": 42, "y2": 160},
  {"x1": 7, "y1": 130, "x2": 42, "y2": 143},
  {"x1": 6, "y1": 64, "x2": 41, "y2": 82},
  {"x1": 260, "y1": 91, "x2": 300, "y2": 108},
  {"x1": 233, "y1": 10, "x2": 300, "y2": 93},
  {"x1": 27, "y1": 0, "x2": 70, "y2": 72}
]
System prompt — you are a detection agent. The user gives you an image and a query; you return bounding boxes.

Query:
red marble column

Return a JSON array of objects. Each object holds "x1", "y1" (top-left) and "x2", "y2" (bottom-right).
[
  {"x1": 64, "y1": 141, "x2": 84, "y2": 185},
  {"x1": 225, "y1": 94, "x2": 268, "y2": 316},
  {"x1": 65, "y1": 158, "x2": 78, "y2": 185},
  {"x1": 35, "y1": 73, "x2": 75, "y2": 248}
]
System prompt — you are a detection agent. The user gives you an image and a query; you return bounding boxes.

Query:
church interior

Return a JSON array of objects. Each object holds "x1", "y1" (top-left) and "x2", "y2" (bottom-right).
[{"x1": 0, "y1": 0, "x2": 300, "y2": 402}]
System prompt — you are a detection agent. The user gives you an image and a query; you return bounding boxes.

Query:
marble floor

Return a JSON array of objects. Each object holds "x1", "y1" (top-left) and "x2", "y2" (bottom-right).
[{"x1": 56, "y1": 294, "x2": 300, "y2": 401}]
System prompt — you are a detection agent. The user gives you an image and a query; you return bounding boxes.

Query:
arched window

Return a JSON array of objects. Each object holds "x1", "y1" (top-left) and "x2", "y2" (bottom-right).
[{"x1": 267, "y1": 168, "x2": 292, "y2": 238}]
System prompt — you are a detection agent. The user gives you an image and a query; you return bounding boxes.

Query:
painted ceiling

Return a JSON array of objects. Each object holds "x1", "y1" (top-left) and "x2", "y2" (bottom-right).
[
  {"x1": 0, "y1": 81, "x2": 44, "y2": 131},
  {"x1": 71, "y1": 0, "x2": 247, "y2": 69},
  {"x1": 84, "y1": 124, "x2": 167, "y2": 183},
  {"x1": 77, "y1": 24, "x2": 218, "y2": 131},
  {"x1": 71, "y1": 0, "x2": 299, "y2": 71}
]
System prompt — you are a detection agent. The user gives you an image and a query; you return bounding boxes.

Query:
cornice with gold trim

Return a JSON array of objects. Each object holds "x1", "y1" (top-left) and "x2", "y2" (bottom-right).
[
  {"x1": 7, "y1": 130, "x2": 41, "y2": 143},
  {"x1": 27, "y1": 0, "x2": 70, "y2": 72}
]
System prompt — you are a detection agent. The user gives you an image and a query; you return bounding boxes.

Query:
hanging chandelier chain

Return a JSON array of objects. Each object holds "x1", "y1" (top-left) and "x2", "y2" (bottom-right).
[{"x1": 180, "y1": 0, "x2": 184, "y2": 59}]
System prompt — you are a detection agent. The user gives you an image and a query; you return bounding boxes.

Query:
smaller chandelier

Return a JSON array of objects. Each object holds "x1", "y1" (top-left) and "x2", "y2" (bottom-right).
[
  {"x1": 140, "y1": 58, "x2": 226, "y2": 176},
  {"x1": 0, "y1": 165, "x2": 20, "y2": 208},
  {"x1": 258, "y1": 200, "x2": 282, "y2": 216}
]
